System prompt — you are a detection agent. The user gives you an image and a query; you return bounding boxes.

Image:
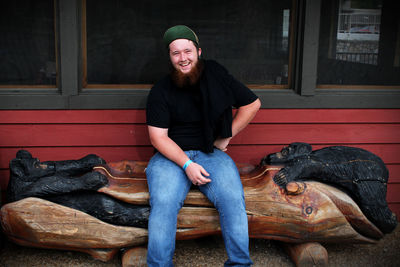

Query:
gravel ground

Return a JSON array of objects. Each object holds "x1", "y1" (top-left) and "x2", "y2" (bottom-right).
[{"x1": 0, "y1": 225, "x2": 399, "y2": 267}]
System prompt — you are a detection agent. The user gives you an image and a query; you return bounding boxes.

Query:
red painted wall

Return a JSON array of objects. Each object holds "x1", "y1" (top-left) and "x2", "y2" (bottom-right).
[{"x1": 1, "y1": 109, "x2": 399, "y2": 218}]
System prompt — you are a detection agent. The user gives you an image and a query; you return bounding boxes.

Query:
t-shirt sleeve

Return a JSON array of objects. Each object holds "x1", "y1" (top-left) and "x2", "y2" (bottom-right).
[
  {"x1": 229, "y1": 76, "x2": 259, "y2": 108},
  {"x1": 146, "y1": 82, "x2": 170, "y2": 128}
]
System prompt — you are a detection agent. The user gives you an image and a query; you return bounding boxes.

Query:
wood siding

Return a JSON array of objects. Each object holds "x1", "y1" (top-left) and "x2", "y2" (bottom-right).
[{"x1": 0, "y1": 109, "x2": 399, "y2": 219}]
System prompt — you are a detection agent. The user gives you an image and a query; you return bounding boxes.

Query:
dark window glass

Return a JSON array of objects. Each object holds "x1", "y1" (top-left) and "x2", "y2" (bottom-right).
[
  {"x1": 85, "y1": 0, "x2": 292, "y2": 86},
  {"x1": 318, "y1": 0, "x2": 400, "y2": 86},
  {"x1": 0, "y1": 0, "x2": 56, "y2": 86}
]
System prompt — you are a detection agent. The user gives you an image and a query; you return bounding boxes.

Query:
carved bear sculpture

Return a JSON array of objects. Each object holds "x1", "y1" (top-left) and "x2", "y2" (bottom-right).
[
  {"x1": 7, "y1": 150, "x2": 149, "y2": 228},
  {"x1": 262, "y1": 142, "x2": 398, "y2": 234}
]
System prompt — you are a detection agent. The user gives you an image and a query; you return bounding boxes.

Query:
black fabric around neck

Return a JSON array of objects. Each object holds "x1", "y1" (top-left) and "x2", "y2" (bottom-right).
[{"x1": 199, "y1": 60, "x2": 234, "y2": 153}]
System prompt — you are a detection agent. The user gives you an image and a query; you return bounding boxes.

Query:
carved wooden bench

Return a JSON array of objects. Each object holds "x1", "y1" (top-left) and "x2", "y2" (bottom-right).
[{"x1": 1, "y1": 160, "x2": 385, "y2": 266}]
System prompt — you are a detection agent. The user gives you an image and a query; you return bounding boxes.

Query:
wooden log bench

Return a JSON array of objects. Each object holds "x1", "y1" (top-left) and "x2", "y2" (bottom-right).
[{"x1": 0, "y1": 160, "x2": 385, "y2": 267}]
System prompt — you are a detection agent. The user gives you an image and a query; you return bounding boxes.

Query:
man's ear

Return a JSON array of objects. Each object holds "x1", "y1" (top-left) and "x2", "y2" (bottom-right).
[{"x1": 198, "y1": 48, "x2": 202, "y2": 58}]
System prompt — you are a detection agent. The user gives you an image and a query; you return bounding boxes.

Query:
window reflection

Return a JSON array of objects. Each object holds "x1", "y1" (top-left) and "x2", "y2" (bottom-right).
[
  {"x1": 336, "y1": 0, "x2": 381, "y2": 65},
  {"x1": 318, "y1": 0, "x2": 400, "y2": 86}
]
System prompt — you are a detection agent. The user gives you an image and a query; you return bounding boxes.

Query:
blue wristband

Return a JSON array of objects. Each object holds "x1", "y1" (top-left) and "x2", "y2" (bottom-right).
[{"x1": 182, "y1": 160, "x2": 193, "y2": 171}]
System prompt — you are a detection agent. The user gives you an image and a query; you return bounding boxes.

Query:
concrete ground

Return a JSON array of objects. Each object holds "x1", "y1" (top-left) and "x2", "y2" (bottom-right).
[{"x1": 0, "y1": 225, "x2": 399, "y2": 267}]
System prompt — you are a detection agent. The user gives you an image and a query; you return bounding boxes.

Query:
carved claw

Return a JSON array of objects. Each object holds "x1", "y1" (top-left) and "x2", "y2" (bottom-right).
[
  {"x1": 273, "y1": 168, "x2": 297, "y2": 190},
  {"x1": 273, "y1": 169, "x2": 289, "y2": 188}
]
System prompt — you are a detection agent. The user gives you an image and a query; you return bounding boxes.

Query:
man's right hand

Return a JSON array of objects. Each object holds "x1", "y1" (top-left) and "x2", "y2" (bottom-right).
[
  {"x1": 148, "y1": 126, "x2": 211, "y2": 186},
  {"x1": 185, "y1": 162, "x2": 211, "y2": 186}
]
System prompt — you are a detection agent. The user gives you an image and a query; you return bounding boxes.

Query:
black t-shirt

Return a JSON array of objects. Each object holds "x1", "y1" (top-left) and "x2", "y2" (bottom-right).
[{"x1": 146, "y1": 60, "x2": 258, "y2": 151}]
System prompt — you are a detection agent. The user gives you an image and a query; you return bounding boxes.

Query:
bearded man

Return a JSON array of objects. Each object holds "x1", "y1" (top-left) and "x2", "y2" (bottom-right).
[{"x1": 145, "y1": 25, "x2": 261, "y2": 267}]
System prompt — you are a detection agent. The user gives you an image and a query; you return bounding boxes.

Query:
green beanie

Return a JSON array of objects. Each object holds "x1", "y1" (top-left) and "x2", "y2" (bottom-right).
[{"x1": 163, "y1": 25, "x2": 199, "y2": 48}]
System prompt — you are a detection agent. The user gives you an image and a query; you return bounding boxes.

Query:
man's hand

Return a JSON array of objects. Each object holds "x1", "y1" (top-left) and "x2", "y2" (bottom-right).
[
  {"x1": 213, "y1": 98, "x2": 261, "y2": 152},
  {"x1": 185, "y1": 162, "x2": 211, "y2": 186},
  {"x1": 214, "y1": 137, "x2": 231, "y2": 152}
]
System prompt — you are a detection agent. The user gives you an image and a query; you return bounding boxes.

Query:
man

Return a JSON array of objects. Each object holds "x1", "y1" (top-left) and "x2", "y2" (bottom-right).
[{"x1": 146, "y1": 25, "x2": 261, "y2": 266}]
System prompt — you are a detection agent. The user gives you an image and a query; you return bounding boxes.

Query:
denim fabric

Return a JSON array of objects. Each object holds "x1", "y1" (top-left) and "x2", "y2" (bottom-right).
[{"x1": 146, "y1": 149, "x2": 253, "y2": 267}]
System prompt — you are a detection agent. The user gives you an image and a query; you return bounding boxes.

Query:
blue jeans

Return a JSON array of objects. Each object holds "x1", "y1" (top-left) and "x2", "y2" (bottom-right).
[{"x1": 146, "y1": 149, "x2": 252, "y2": 267}]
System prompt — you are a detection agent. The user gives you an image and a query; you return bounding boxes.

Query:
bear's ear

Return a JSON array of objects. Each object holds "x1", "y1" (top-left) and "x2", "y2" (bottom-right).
[
  {"x1": 298, "y1": 143, "x2": 312, "y2": 154},
  {"x1": 16, "y1": 150, "x2": 33, "y2": 159},
  {"x1": 9, "y1": 158, "x2": 25, "y2": 178},
  {"x1": 288, "y1": 142, "x2": 312, "y2": 156}
]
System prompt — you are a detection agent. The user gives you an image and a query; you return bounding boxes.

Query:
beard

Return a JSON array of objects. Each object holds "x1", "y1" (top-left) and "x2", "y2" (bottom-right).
[{"x1": 170, "y1": 59, "x2": 204, "y2": 88}]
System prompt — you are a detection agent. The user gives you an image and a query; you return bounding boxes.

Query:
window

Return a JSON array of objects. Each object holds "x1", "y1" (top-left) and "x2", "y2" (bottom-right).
[
  {"x1": 317, "y1": 0, "x2": 400, "y2": 87},
  {"x1": 83, "y1": 0, "x2": 293, "y2": 88},
  {"x1": 0, "y1": 0, "x2": 57, "y2": 87}
]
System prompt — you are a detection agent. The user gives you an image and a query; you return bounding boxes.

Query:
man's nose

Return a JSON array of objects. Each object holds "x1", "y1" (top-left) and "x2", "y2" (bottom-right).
[{"x1": 179, "y1": 52, "x2": 187, "y2": 61}]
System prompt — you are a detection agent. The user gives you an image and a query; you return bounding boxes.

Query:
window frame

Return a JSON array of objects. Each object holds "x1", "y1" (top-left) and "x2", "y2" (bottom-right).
[{"x1": 0, "y1": 0, "x2": 399, "y2": 110}]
